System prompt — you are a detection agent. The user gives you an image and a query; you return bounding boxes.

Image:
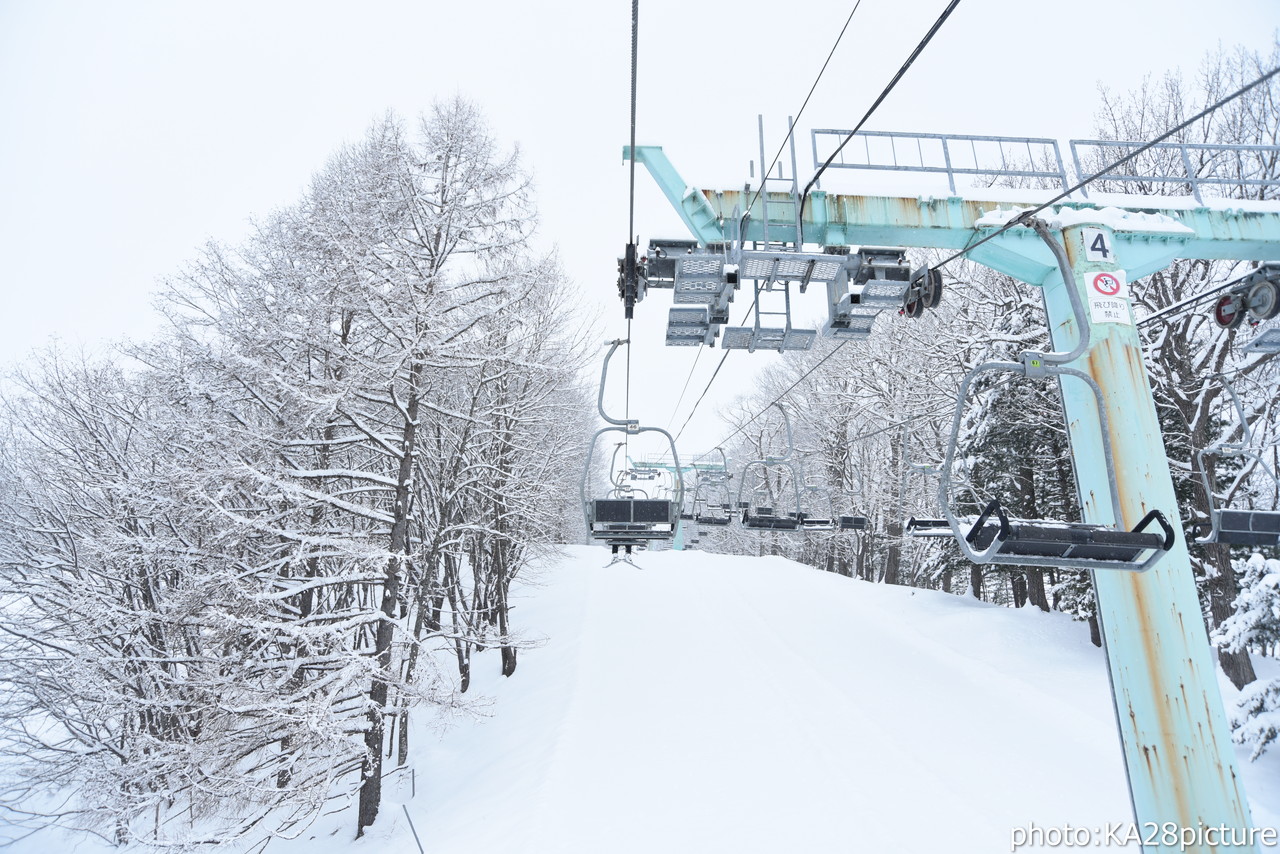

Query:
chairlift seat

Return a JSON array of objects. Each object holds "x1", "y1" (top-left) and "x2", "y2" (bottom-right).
[
  {"x1": 1213, "y1": 509, "x2": 1280, "y2": 546},
  {"x1": 965, "y1": 501, "x2": 1175, "y2": 568},
  {"x1": 695, "y1": 514, "x2": 732, "y2": 526},
  {"x1": 741, "y1": 506, "x2": 802, "y2": 530},
  {"x1": 838, "y1": 515, "x2": 868, "y2": 531},
  {"x1": 742, "y1": 514, "x2": 802, "y2": 531},
  {"x1": 588, "y1": 499, "x2": 676, "y2": 545}
]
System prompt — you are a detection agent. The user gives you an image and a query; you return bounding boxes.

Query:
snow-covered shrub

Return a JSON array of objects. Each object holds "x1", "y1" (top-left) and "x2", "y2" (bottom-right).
[{"x1": 1215, "y1": 553, "x2": 1280, "y2": 758}]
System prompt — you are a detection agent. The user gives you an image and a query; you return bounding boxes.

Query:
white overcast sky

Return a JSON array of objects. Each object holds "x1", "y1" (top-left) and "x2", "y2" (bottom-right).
[{"x1": 1, "y1": 0, "x2": 1276, "y2": 456}]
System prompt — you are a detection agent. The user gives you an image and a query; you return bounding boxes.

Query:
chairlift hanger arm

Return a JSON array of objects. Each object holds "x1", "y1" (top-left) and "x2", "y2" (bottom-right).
[
  {"x1": 597, "y1": 339, "x2": 639, "y2": 429},
  {"x1": 1194, "y1": 372, "x2": 1280, "y2": 545},
  {"x1": 764, "y1": 403, "x2": 796, "y2": 464}
]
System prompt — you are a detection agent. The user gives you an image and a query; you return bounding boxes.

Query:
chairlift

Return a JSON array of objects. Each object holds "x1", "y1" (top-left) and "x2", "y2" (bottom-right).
[
  {"x1": 735, "y1": 404, "x2": 864, "y2": 532},
  {"x1": 736, "y1": 405, "x2": 805, "y2": 530},
  {"x1": 582, "y1": 340, "x2": 685, "y2": 564},
  {"x1": 902, "y1": 427, "x2": 979, "y2": 539},
  {"x1": 1194, "y1": 374, "x2": 1280, "y2": 547},
  {"x1": 691, "y1": 448, "x2": 736, "y2": 527},
  {"x1": 911, "y1": 220, "x2": 1175, "y2": 571}
]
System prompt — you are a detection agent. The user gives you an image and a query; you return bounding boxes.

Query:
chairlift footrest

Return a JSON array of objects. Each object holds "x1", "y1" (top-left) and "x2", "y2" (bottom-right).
[
  {"x1": 965, "y1": 501, "x2": 1175, "y2": 568},
  {"x1": 905, "y1": 517, "x2": 953, "y2": 537}
]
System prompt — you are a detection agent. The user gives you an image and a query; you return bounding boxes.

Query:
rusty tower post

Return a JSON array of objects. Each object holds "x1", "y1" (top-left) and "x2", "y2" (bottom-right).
[{"x1": 1043, "y1": 221, "x2": 1252, "y2": 852}]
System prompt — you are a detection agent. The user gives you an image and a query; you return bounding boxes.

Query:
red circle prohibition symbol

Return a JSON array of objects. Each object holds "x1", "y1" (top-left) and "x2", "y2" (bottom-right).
[{"x1": 1092, "y1": 272, "x2": 1121, "y2": 296}]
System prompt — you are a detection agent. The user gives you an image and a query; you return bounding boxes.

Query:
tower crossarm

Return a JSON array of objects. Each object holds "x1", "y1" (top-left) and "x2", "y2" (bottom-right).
[{"x1": 627, "y1": 144, "x2": 1280, "y2": 282}]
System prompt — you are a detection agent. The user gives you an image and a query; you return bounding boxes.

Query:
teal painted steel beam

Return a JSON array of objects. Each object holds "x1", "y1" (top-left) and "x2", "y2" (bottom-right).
[
  {"x1": 624, "y1": 146, "x2": 725, "y2": 244},
  {"x1": 1040, "y1": 223, "x2": 1254, "y2": 852},
  {"x1": 626, "y1": 146, "x2": 1280, "y2": 266}
]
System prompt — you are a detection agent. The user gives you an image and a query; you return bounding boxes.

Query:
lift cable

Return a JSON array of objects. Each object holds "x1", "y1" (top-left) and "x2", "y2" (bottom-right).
[
  {"x1": 673, "y1": 350, "x2": 733, "y2": 444},
  {"x1": 739, "y1": 0, "x2": 864, "y2": 225},
  {"x1": 665, "y1": 345, "x2": 704, "y2": 431},
  {"x1": 720, "y1": 362, "x2": 1017, "y2": 474},
  {"x1": 673, "y1": 3, "x2": 957, "y2": 442},
  {"x1": 714, "y1": 339, "x2": 850, "y2": 448},
  {"x1": 623, "y1": 0, "x2": 640, "y2": 462},
  {"x1": 627, "y1": 0, "x2": 639, "y2": 247},
  {"x1": 930, "y1": 63, "x2": 1280, "y2": 275},
  {"x1": 671, "y1": 291, "x2": 761, "y2": 442},
  {"x1": 798, "y1": 0, "x2": 962, "y2": 239},
  {"x1": 668, "y1": 1, "x2": 864, "y2": 432}
]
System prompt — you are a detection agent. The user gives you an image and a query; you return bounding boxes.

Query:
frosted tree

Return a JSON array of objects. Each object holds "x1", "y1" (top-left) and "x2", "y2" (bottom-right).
[
  {"x1": 1085, "y1": 41, "x2": 1280, "y2": 687},
  {"x1": 0, "y1": 350, "x2": 364, "y2": 846},
  {"x1": 1216, "y1": 553, "x2": 1280, "y2": 757},
  {"x1": 155, "y1": 100, "x2": 591, "y2": 837}
]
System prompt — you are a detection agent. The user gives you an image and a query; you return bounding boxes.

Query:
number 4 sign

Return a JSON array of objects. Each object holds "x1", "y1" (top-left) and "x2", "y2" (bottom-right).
[{"x1": 1082, "y1": 227, "x2": 1112, "y2": 262}]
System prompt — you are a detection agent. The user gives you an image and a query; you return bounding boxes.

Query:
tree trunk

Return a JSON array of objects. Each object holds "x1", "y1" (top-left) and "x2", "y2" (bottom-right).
[
  {"x1": 1193, "y1": 454, "x2": 1256, "y2": 689},
  {"x1": 357, "y1": 361, "x2": 421, "y2": 836},
  {"x1": 1011, "y1": 573, "x2": 1028, "y2": 608},
  {"x1": 1026, "y1": 570, "x2": 1050, "y2": 612},
  {"x1": 496, "y1": 564, "x2": 517, "y2": 678},
  {"x1": 882, "y1": 519, "x2": 901, "y2": 586}
]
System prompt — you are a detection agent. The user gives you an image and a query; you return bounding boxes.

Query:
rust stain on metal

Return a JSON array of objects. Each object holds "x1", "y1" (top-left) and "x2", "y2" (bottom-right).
[
  {"x1": 704, "y1": 190, "x2": 998, "y2": 232},
  {"x1": 1088, "y1": 325, "x2": 1199, "y2": 830}
]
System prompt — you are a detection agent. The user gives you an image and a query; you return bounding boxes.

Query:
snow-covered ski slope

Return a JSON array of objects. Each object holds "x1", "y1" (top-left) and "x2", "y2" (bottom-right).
[
  {"x1": 360, "y1": 546, "x2": 1280, "y2": 853},
  {"x1": 10, "y1": 546, "x2": 1280, "y2": 853}
]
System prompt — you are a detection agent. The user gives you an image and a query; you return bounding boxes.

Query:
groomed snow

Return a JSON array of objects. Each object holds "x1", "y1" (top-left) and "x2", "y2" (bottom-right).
[{"x1": 7, "y1": 546, "x2": 1279, "y2": 853}]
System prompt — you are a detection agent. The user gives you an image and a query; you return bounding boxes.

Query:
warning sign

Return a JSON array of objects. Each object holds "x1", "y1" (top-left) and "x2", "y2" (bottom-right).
[
  {"x1": 1087, "y1": 269, "x2": 1130, "y2": 325},
  {"x1": 1091, "y1": 272, "x2": 1122, "y2": 296}
]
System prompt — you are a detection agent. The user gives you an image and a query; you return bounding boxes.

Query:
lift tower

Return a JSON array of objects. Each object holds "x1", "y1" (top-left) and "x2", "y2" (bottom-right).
[{"x1": 628, "y1": 135, "x2": 1280, "y2": 851}]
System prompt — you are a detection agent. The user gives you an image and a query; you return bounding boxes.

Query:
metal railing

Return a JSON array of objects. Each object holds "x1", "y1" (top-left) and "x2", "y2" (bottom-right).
[
  {"x1": 810, "y1": 129, "x2": 1280, "y2": 204},
  {"x1": 1069, "y1": 139, "x2": 1280, "y2": 204},
  {"x1": 811, "y1": 129, "x2": 1071, "y2": 195}
]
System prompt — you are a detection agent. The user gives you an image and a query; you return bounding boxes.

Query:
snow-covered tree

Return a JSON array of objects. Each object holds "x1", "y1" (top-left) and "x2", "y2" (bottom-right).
[{"x1": 0, "y1": 99, "x2": 593, "y2": 846}]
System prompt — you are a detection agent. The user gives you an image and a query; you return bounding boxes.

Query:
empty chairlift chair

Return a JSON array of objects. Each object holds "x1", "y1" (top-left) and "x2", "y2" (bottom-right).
[
  {"x1": 736, "y1": 405, "x2": 807, "y2": 531},
  {"x1": 922, "y1": 358, "x2": 1175, "y2": 571},
  {"x1": 798, "y1": 481, "x2": 866, "y2": 532},
  {"x1": 734, "y1": 404, "x2": 866, "y2": 533},
  {"x1": 909, "y1": 222, "x2": 1175, "y2": 572},
  {"x1": 1194, "y1": 375, "x2": 1280, "y2": 547},
  {"x1": 691, "y1": 449, "x2": 735, "y2": 527},
  {"x1": 582, "y1": 341, "x2": 684, "y2": 558},
  {"x1": 926, "y1": 355, "x2": 1172, "y2": 573},
  {"x1": 922, "y1": 365, "x2": 1175, "y2": 570}
]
